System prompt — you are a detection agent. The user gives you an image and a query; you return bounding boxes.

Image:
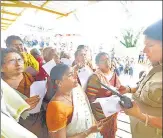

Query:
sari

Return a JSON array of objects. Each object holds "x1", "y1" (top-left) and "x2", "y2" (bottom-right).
[
  {"x1": 1, "y1": 90, "x2": 37, "y2": 138},
  {"x1": 16, "y1": 72, "x2": 35, "y2": 98},
  {"x1": 7, "y1": 72, "x2": 48, "y2": 138},
  {"x1": 21, "y1": 52, "x2": 39, "y2": 72},
  {"x1": 46, "y1": 85, "x2": 101, "y2": 138},
  {"x1": 85, "y1": 69, "x2": 121, "y2": 138},
  {"x1": 1, "y1": 79, "x2": 30, "y2": 122}
]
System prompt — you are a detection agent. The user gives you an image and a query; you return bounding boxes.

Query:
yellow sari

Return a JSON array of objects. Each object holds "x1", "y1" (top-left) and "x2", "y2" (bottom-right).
[{"x1": 21, "y1": 52, "x2": 39, "y2": 71}]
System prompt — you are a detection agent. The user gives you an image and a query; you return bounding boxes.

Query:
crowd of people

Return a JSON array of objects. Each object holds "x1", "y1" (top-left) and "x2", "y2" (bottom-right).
[
  {"x1": 138, "y1": 51, "x2": 149, "y2": 64},
  {"x1": 1, "y1": 19, "x2": 162, "y2": 138},
  {"x1": 23, "y1": 36, "x2": 50, "y2": 48}
]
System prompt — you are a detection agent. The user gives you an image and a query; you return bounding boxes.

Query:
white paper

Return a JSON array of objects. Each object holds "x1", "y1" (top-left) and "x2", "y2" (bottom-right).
[
  {"x1": 78, "y1": 66, "x2": 93, "y2": 89},
  {"x1": 93, "y1": 95, "x2": 122, "y2": 117},
  {"x1": 42, "y1": 59, "x2": 56, "y2": 76},
  {"x1": 29, "y1": 81, "x2": 47, "y2": 114},
  {"x1": 2, "y1": 112, "x2": 37, "y2": 138},
  {"x1": 61, "y1": 58, "x2": 72, "y2": 67}
]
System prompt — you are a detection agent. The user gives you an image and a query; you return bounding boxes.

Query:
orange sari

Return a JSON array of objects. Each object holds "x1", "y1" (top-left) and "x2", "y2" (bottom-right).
[
  {"x1": 16, "y1": 72, "x2": 35, "y2": 98},
  {"x1": 46, "y1": 101, "x2": 73, "y2": 132}
]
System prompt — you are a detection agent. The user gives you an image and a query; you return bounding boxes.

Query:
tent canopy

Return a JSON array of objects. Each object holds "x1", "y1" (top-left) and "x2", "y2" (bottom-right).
[
  {"x1": 1, "y1": 1, "x2": 162, "y2": 49},
  {"x1": 1, "y1": 1, "x2": 97, "y2": 31}
]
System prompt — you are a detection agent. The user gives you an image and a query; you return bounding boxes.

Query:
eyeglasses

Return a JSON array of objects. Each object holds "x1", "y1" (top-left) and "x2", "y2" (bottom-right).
[{"x1": 5, "y1": 58, "x2": 24, "y2": 65}]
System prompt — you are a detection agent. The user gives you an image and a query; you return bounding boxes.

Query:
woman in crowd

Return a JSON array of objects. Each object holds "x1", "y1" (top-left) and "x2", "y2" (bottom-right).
[
  {"x1": 46, "y1": 64, "x2": 104, "y2": 138},
  {"x1": 1, "y1": 48, "x2": 47, "y2": 138},
  {"x1": 5, "y1": 35, "x2": 39, "y2": 75},
  {"x1": 85, "y1": 52, "x2": 122, "y2": 138},
  {"x1": 30, "y1": 48, "x2": 48, "y2": 81},
  {"x1": 1, "y1": 79, "x2": 37, "y2": 138},
  {"x1": 73, "y1": 45, "x2": 94, "y2": 70},
  {"x1": 43, "y1": 47, "x2": 60, "y2": 64},
  {"x1": 72, "y1": 49, "x2": 87, "y2": 67},
  {"x1": 119, "y1": 19, "x2": 162, "y2": 138},
  {"x1": 70, "y1": 48, "x2": 94, "y2": 88},
  {"x1": 77, "y1": 45, "x2": 92, "y2": 61}
]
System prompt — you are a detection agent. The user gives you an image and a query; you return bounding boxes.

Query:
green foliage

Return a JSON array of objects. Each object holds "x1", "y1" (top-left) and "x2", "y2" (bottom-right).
[{"x1": 117, "y1": 28, "x2": 144, "y2": 48}]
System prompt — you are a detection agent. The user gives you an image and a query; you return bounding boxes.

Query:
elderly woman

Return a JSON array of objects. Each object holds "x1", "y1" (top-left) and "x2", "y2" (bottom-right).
[
  {"x1": 42, "y1": 47, "x2": 60, "y2": 64},
  {"x1": 46, "y1": 64, "x2": 104, "y2": 138},
  {"x1": 119, "y1": 19, "x2": 162, "y2": 138},
  {"x1": 85, "y1": 52, "x2": 122, "y2": 138},
  {"x1": 30, "y1": 48, "x2": 44, "y2": 65},
  {"x1": 30, "y1": 48, "x2": 48, "y2": 81},
  {"x1": 72, "y1": 45, "x2": 94, "y2": 70},
  {"x1": 1, "y1": 48, "x2": 48, "y2": 138}
]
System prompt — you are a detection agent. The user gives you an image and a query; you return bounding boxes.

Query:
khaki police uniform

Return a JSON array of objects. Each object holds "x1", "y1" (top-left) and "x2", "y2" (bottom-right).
[{"x1": 131, "y1": 64, "x2": 162, "y2": 138}]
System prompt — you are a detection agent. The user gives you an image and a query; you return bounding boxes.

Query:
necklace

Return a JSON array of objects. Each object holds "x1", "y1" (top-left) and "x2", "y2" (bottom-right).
[{"x1": 61, "y1": 93, "x2": 72, "y2": 103}]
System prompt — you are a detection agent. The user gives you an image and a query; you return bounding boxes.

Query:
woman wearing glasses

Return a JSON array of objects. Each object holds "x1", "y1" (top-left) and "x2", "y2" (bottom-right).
[
  {"x1": 85, "y1": 52, "x2": 122, "y2": 138},
  {"x1": 1, "y1": 48, "x2": 47, "y2": 138}
]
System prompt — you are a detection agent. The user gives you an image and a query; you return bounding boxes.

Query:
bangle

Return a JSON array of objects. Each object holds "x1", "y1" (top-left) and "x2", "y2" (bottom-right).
[
  {"x1": 127, "y1": 85, "x2": 132, "y2": 93},
  {"x1": 145, "y1": 113, "x2": 149, "y2": 126}
]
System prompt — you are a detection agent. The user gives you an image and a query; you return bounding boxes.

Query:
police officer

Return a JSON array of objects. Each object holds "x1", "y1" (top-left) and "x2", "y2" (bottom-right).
[{"x1": 119, "y1": 19, "x2": 162, "y2": 138}]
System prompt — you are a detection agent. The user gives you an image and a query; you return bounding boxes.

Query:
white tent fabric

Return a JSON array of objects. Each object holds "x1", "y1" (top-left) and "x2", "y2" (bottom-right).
[
  {"x1": 2, "y1": 1, "x2": 162, "y2": 56},
  {"x1": 3, "y1": 1, "x2": 162, "y2": 35}
]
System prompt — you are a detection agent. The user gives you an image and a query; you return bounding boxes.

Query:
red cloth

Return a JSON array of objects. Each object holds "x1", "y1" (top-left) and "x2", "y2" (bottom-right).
[
  {"x1": 35, "y1": 56, "x2": 49, "y2": 81},
  {"x1": 36, "y1": 56, "x2": 44, "y2": 66}
]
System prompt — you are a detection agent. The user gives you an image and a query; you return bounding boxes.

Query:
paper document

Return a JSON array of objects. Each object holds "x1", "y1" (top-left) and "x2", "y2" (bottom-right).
[
  {"x1": 42, "y1": 59, "x2": 56, "y2": 76},
  {"x1": 78, "y1": 66, "x2": 93, "y2": 89},
  {"x1": 61, "y1": 58, "x2": 72, "y2": 67},
  {"x1": 29, "y1": 81, "x2": 47, "y2": 114},
  {"x1": 2, "y1": 112, "x2": 37, "y2": 138},
  {"x1": 93, "y1": 95, "x2": 122, "y2": 117}
]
